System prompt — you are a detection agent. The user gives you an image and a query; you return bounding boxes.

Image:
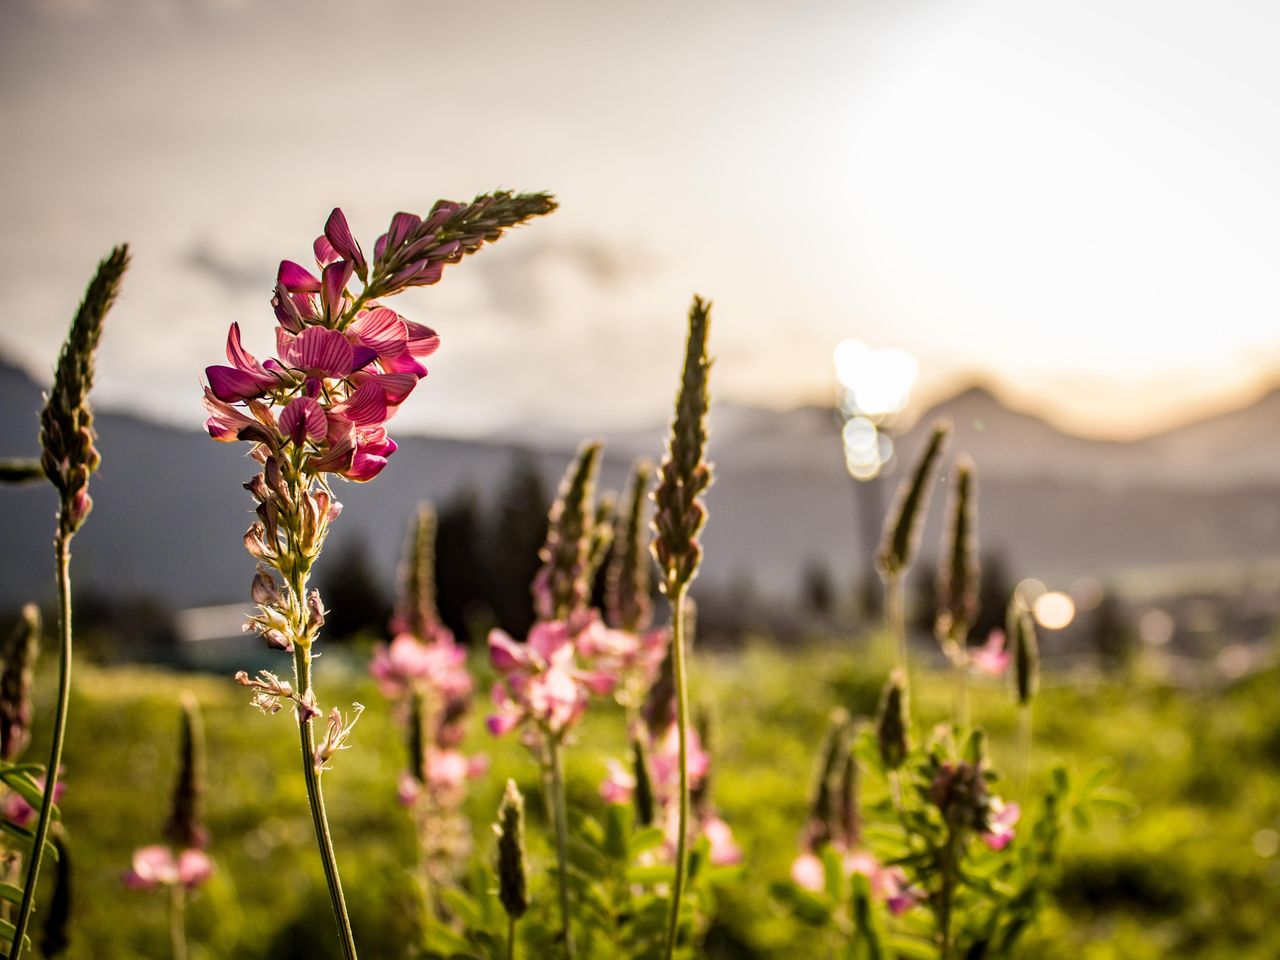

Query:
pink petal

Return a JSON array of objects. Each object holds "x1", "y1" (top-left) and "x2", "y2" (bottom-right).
[
  {"x1": 488, "y1": 630, "x2": 526, "y2": 673},
  {"x1": 345, "y1": 449, "x2": 390, "y2": 482},
  {"x1": 313, "y1": 234, "x2": 340, "y2": 266},
  {"x1": 380, "y1": 352, "x2": 429, "y2": 377},
  {"x1": 791, "y1": 853, "x2": 824, "y2": 892},
  {"x1": 333, "y1": 380, "x2": 388, "y2": 427},
  {"x1": 285, "y1": 327, "x2": 354, "y2": 377},
  {"x1": 325, "y1": 208, "x2": 366, "y2": 271},
  {"x1": 177, "y1": 849, "x2": 213, "y2": 888},
  {"x1": 386, "y1": 212, "x2": 421, "y2": 249},
  {"x1": 279, "y1": 396, "x2": 327, "y2": 445},
  {"x1": 206, "y1": 365, "x2": 268, "y2": 403},
  {"x1": 321, "y1": 260, "x2": 354, "y2": 324},
  {"x1": 348, "y1": 307, "x2": 408, "y2": 358},
  {"x1": 277, "y1": 259, "x2": 321, "y2": 293},
  {"x1": 486, "y1": 710, "x2": 521, "y2": 737},
  {"x1": 404, "y1": 321, "x2": 441, "y2": 358}
]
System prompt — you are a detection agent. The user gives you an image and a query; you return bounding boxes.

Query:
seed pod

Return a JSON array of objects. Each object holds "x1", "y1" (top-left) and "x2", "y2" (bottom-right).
[
  {"x1": 495, "y1": 779, "x2": 529, "y2": 920},
  {"x1": 0, "y1": 605, "x2": 40, "y2": 762},
  {"x1": 605, "y1": 460, "x2": 655, "y2": 632},
  {"x1": 876, "y1": 421, "x2": 949, "y2": 581},
  {"x1": 652, "y1": 297, "x2": 714, "y2": 593},
  {"x1": 876, "y1": 672, "x2": 910, "y2": 771},
  {"x1": 535, "y1": 441, "x2": 604, "y2": 621},
  {"x1": 165, "y1": 695, "x2": 209, "y2": 850},
  {"x1": 1008, "y1": 597, "x2": 1040, "y2": 705},
  {"x1": 936, "y1": 457, "x2": 979, "y2": 644}
]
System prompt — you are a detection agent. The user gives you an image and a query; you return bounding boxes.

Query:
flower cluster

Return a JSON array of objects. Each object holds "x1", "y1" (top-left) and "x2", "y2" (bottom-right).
[
  {"x1": 929, "y1": 758, "x2": 1020, "y2": 851},
  {"x1": 487, "y1": 616, "x2": 617, "y2": 739}
]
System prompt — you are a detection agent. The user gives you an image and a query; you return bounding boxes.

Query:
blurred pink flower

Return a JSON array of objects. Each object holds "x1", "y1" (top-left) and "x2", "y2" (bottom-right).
[
  {"x1": 790, "y1": 846, "x2": 924, "y2": 914},
  {"x1": 981, "y1": 799, "x2": 1020, "y2": 851},
  {"x1": 122, "y1": 845, "x2": 213, "y2": 891},
  {"x1": 791, "y1": 852, "x2": 825, "y2": 892},
  {"x1": 370, "y1": 633, "x2": 471, "y2": 701},
  {"x1": 971, "y1": 629, "x2": 1010, "y2": 677},
  {"x1": 702, "y1": 815, "x2": 742, "y2": 866},
  {"x1": 600, "y1": 759, "x2": 636, "y2": 805}
]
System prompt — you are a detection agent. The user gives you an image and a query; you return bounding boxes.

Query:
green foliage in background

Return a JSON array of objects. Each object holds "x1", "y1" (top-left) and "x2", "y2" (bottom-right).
[{"x1": 31, "y1": 635, "x2": 1280, "y2": 959}]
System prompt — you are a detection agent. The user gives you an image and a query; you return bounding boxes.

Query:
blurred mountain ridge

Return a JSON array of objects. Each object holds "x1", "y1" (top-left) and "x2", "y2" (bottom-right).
[{"x1": 4, "y1": 357, "x2": 1280, "y2": 609}]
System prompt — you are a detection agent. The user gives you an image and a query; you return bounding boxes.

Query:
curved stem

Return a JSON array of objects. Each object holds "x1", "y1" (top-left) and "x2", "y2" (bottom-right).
[
  {"x1": 169, "y1": 884, "x2": 188, "y2": 960},
  {"x1": 545, "y1": 736, "x2": 575, "y2": 960},
  {"x1": 10, "y1": 534, "x2": 74, "y2": 960},
  {"x1": 293, "y1": 647, "x2": 359, "y2": 960},
  {"x1": 662, "y1": 583, "x2": 691, "y2": 960}
]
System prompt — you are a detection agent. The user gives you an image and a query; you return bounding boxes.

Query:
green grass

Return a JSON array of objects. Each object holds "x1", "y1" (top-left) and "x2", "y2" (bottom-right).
[{"x1": 21, "y1": 633, "x2": 1280, "y2": 958}]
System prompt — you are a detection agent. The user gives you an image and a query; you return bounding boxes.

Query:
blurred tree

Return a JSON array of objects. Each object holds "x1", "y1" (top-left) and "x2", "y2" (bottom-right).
[
  {"x1": 486, "y1": 457, "x2": 549, "y2": 639},
  {"x1": 801, "y1": 557, "x2": 835, "y2": 621},
  {"x1": 318, "y1": 536, "x2": 392, "y2": 642},
  {"x1": 436, "y1": 485, "x2": 490, "y2": 644},
  {"x1": 1090, "y1": 587, "x2": 1136, "y2": 673}
]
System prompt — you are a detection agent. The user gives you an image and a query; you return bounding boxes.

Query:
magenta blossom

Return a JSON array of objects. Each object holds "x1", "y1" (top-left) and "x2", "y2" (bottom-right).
[
  {"x1": 122, "y1": 845, "x2": 214, "y2": 891},
  {"x1": 2, "y1": 776, "x2": 65, "y2": 828},
  {"x1": 971, "y1": 629, "x2": 1011, "y2": 677}
]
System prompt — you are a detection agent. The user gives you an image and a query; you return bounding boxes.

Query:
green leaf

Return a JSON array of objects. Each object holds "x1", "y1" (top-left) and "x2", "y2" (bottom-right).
[
  {"x1": 627, "y1": 864, "x2": 675, "y2": 885},
  {"x1": 886, "y1": 934, "x2": 938, "y2": 959},
  {"x1": 629, "y1": 827, "x2": 667, "y2": 857},
  {"x1": 769, "y1": 881, "x2": 831, "y2": 926},
  {"x1": 0, "y1": 916, "x2": 32, "y2": 951},
  {"x1": 0, "y1": 883, "x2": 22, "y2": 905},
  {"x1": 0, "y1": 770, "x2": 58, "y2": 820},
  {"x1": 0, "y1": 820, "x2": 59, "y2": 861}
]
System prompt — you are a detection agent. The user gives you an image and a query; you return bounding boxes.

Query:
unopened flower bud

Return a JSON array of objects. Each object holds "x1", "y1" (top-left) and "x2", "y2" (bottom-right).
[
  {"x1": 876, "y1": 672, "x2": 910, "y2": 771},
  {"x1": 494, "y1": 779, "x2": 528, "y2": 920}
]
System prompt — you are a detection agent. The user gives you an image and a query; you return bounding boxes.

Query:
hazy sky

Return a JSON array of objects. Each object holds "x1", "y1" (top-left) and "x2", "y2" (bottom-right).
[{"x1": 4, "y1": 0, "x2": 1280, "y2": 440}]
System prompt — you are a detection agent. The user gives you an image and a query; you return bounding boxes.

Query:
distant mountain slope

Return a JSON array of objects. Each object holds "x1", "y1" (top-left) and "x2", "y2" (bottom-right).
[{"x1": 4, "y1": 358, "x2": 1280, "y2": 609}]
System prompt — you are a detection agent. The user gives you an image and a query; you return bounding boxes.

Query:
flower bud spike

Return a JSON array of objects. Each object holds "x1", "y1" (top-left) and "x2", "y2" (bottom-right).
[
  {"x1": 606, "y1": 460, "x2": 655, "y2": 632},
  {"x1": 587, "y1": 493, "x2": 617, "y2": 585},
  {"x1": 40, "y1": 245, "x2": 129, "y2": 536},
  {"x1": 806, "y1": 709, "x2": 850, "y2": 851},
  {"x1": 838, "y1": 744, "x2": 861, "y2": 850},
  {"x1": 165, "y1": 695, "x2": 209, "y2": 850},
  {"x1": 396, "y1": 502, "x2": 441, "y2": 639},
  {"x1": 1009, "y1": 597, "x2": 1040, "y2": 706},
  {"x1": 631, "y1": 738, "x2": 656, "y2": 827},
  {"x1": 535, "y1": 441, "x2": 604, "y2": 621},
  {"x1": 495, "y1": 779, "x2": 529, "y2": 921},
  {"x1": 0, "y1": 605, "x2": 41, "y2": 762},
  {"x1": 936, "y1": 457, "x2": 980, "y2": 647},
  {"x1": 876, "y1": 671, "x2": 910, "y2": 771},
  {"x1": 652, "y1": 297, "x2": 714, "y2": 594},
  {"x1": 876, "y1": 421, "x2": 949, "y2": 582}
]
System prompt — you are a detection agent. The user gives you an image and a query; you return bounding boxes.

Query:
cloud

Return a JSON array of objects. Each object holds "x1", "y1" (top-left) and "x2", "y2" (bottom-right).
[{"x1": 180, "y1": 241, "x2": 271, "y2": 295}]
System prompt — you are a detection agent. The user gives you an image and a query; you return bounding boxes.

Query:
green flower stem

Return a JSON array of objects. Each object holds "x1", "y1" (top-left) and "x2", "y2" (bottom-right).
[
  {"x1": 950, "y1": 646, "x2": 970, "y2": 731},
  {"x1": 169, "y1": 884, "x2": 188, "y2": 960},
  {"x1": 543, "y1": 736, "x2": 574, "y2": 960},
  {"x1": 507, "y1": 915, "x2": 517, "y2": 960},
  {"x1": 292, "y1": 644, "x2": 359, "y2": 960},
  {"x1": 885, "y1": 575, "x2": 910, "y2": 697},
  {"x1": 10, "y1": 533, "x2": 73, "y2": 960},
  {"x1": 662, "y1": 583, "x2": 692, "y2": 960},
  {"x1": 938, "y1": 826, "x2": 960, "y2": 960},
  {"x1": 1016, "y1": 703, "x2": 1033, "y2": 800}
]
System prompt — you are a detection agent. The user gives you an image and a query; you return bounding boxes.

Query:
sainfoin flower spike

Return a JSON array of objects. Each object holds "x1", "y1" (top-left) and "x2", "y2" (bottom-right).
[
  {"x1": 11, "y1": 247, "x2": 130, "y2": 960},
  {"x1": 650, "y1": 296, "x2": 715, "y2": 960},
  {"x1": 205, "y1": 194, "x2": 555, "y2": 960},
  {"x1": 0, "y1": 605, "x2": 41, "y2": 762}
]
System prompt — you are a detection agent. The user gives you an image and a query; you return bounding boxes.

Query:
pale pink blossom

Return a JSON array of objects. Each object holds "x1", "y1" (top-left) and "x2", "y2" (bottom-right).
[
  {"x1": 981, "y1": 799, "x2": 1020, "y2": 851},
  {"x1": 971, "y1": 629, "x2": 1011, "y2": 677},
  {"x1": 370, "y1": 633, "x2": 471, "y2": 700},
  {"x1": 702, "y1": 815, "x2": 743, "y2": 866},
  {"x1": 600, "y1": 760, "x2": 636, "y2": 805},
  {"x1": 791, "y1": 852, "x2": 825, "y2": 892},
  {"x1": 122, "y1": 845, "x2": 213, "y2": 891}
]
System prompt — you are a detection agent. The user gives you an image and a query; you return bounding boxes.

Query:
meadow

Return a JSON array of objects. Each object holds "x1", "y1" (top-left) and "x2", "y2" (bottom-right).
[{"x1": 36, "y1": 636, "x2": 1280, "y2": 959}]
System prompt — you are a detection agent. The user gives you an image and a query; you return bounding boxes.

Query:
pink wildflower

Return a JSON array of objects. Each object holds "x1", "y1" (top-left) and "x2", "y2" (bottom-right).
[
  {"x1": 487, "y1": 619, "x2": 615, "y2": 737},
  {"x1": 971, "y1": 629, "x2": 1011, "y2": 677},
  {"x1": 370, "y1": 633, "x2": 471, "y2": 701},
  {"x1": 981, "y1": 799, "x2": 1020, "y2": 851},
  {"x1": 122, "y1": 845, "x2": 213, "y2": 891},
  {"x1": 2, "y1": 776, "x2": 65, "y2": 828},
  {"x1": 600, "y1": 759, "x2": 636, "y2": 805},
  {"x1": 791, "y1": 852, "x2": 825, "y2": 892},
  {"x1": 702, "y1": 815, "x2": 743, "y2": 866}
]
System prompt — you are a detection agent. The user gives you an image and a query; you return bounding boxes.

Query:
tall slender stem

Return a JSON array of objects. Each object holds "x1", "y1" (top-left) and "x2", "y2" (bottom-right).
[
  {"x1": 938, "y1": 827, "x2": 959, "y2": 960},
  {"x1": 507, "y1": 911, "x2": 517, "y2": 960},
  {"x1": 1016, "y1": 703, "x2": 1033, "y2": 800},
  {"x1": 545, "y1": 737, "x2": 574, "y2": 959},
  {"x1": 293, "y1": 646, "x2": 359, "y2": 960},
  {"x1": 169, "y1": 884, "x2": 188, "y2": 960},
  {"x1": 10, "y1": 535, "x2": 74, "y2": 960},
  {"x1": 950, "y1": 644, "x2": 970, "y2": 731},
  {"x1": 662, "y1": 583, "x2": 691, "y2": 960},
  {"x1": 886, "y1": 576, "x2": 910, "y2": 697}
]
